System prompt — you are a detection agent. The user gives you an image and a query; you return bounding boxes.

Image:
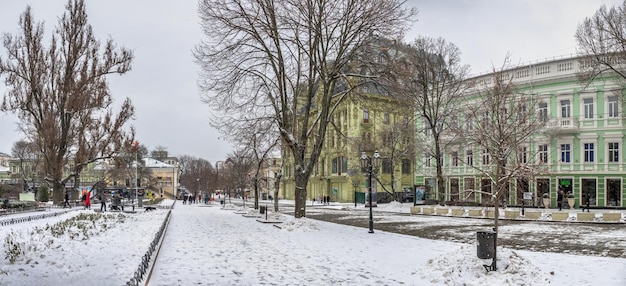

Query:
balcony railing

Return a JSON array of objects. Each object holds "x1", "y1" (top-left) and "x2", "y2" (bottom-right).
[{"x1": 544, "y1": 117, "x2": 579, "y2": 134}]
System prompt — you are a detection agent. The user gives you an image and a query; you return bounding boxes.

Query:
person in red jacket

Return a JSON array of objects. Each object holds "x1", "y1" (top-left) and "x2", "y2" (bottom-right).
[{"x1": 84, "y1": 191, "x2": 91, "y2": 210}]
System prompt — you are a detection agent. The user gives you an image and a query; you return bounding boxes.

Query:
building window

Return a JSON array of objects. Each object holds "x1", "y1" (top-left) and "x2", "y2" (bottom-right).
[
  {"x1": 560, "y1": 144, "x2": 571, "y2": 163},
  {"x1": 538, "y1": 102, "x2": 548, "y2": 122},
  {"x1": 331, "y1": 157, "x2": 347, "y2": 175},
  {"x1": 465, "y1": 116, "x2": 473, "y2": 131},
  {"x1": 608, "y1": 142, "x2": 620, "y2": 163},
  {"x1": 424, "y1": 154, "x2": 431, "y2": 168},
  {"x1": 582, "y1": 178, "x2": 597, "y2": 207},
  {"x1": 450, "y1": 115, "x2": 458, "y2": 129},
  {"x1": 560, "y1": 100, "x2": 571, "y2": 118},
  {"x1": 384, "y1": 112, "x2": 390, "y2": 124},
  {"x1": 481, "y1": 149, "x2": 490, "y2": 165},
  {"x1": 608, "y1": 96, "x2": 619, "y2": 118},
  {"x1": 583, "y1": 98, "x2": 594, "y2": 119},
  {"x1": 466, "y1": 149, "x2": 473, "y2": 166},
  {"x1": 481, "y1": 111, "x2": 490, "y2": 126},
  {"x1": 583, "y1": 143, "x2": 595, "y2": 162},
  {"x1": 363, "y1": 108, "x2": 369, "y2": 123},
  {"x1": 538, "y1": 144, "x2": 548, "y2": 163},
  {"x1": 403, "y1": 115, "x2": 409, "y2": 125},
  {"x1": 382, "y1": 158, "x2": 392, "y2": 173},
  {"x1": 451, "y1": 151, "x2": 459, "y2": 167},
  {"x1": 607, "y1": 178, "x2": 621, "y2": 206},
  {"x1": 401, "y1": 159, "x2": 410, "y2": 174},
  {"x1": 517, "y1": 104, "x2": 528, "y2": 123},
  {"x1": 518, "y1": 146, "x2": 528, "y2": 164}
]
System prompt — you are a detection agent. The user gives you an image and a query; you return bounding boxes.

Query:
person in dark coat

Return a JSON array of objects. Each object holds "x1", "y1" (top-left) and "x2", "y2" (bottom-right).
[
  {"x1": 99, "y1": 193, "x2": 107, "y2": 212},
  {"x1": 557, "y1": 187, "x2": 564, "y2": 211},
  {"x1": 64, "y1": 191, "x2": 71, "y2": 208}
]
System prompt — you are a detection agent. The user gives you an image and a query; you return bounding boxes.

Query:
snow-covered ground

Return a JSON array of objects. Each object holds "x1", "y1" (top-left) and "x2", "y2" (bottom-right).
[{"x1": 0, "y1": 200, "x2": 625, "y2": 285}]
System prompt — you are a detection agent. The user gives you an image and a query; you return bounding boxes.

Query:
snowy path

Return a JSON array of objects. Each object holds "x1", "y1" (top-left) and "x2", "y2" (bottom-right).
[{"x1": 149, "y1": 204, "x2": 457, "y2": 285}]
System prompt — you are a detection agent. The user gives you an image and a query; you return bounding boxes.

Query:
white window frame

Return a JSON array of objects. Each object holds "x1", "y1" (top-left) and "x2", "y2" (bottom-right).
[
  {"x1": 608, "y1": 142, "x2": 620, "y2": 163},
  {"x1": 560, "y1": 143, "x2": 571, "y2": 163},
  {"x1": 607, "y1": 95, "x2": 619, "y2": 118},
  {"x1": 583, "y1": 142, "x2": 595, "y2": 163},
  {"x1": 560, "y1": 99, "x2": 571, "y2": 118},
  {"x1": 538, "y1": 102, "x2": 548, "y2": 122},
  {"x1": 583, "y1": 97, "x2": 594, "y2": 119}
]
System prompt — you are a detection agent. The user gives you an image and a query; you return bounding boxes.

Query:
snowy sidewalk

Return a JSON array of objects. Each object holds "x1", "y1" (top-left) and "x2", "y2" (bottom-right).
[{"x1": 148, "y1": 203, "x2": 626, "y2": 286}]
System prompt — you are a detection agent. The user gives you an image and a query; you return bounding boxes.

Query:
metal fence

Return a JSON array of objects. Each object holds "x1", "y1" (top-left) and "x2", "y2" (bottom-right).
[
  {"x1": 125, "y1": 207, "x2": 173, "y2": 286},
  {"x1": 0, "y1": 210, "x2": 73, "y2": 226}
]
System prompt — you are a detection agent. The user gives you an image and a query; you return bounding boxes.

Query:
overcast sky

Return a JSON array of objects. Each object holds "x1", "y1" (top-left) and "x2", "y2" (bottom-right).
[{"x1": 0, "y1": 0, "x2": 621, "y2": 164}]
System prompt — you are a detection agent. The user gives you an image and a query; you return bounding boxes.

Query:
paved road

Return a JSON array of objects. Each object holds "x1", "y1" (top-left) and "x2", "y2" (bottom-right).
[{"x1": 303, "y1": 207, "x2": 626, "y2": 259}]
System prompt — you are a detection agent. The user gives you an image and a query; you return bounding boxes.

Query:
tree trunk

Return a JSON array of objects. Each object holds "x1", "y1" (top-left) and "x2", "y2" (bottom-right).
[
  {"x1": 436, "y1": 152, "x2": 445, "y2": 205},
  {"x1": 52, "y1": 181, "x2": 64, "y2": 204},
  {"x1": 254, "y1": 183, "x2": 259, "y2": 209},
  {"x1": 273, "y1": 186, "x2": 279, "y2": 212},
  {"x1": 294, "y1": 173, "x2": 308, "y2": 218}
]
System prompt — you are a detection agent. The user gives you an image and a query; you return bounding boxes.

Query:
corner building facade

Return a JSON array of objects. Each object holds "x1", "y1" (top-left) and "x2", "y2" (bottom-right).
[{"x1": 415, "y1": 56, "x2": 625, "y2": 208}]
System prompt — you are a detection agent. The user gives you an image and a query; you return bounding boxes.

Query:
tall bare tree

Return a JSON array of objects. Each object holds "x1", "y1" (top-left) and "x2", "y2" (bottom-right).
[
  {"x1": 195, "y1": 0, "x2": 415, "y2": 218},
  {"x1": 389, "y1": 36, "x2": 469, "y2": 204},
  {"x1": 375, "y1": 114, "x2": 416, "y2": 198},
  {"x1": 0, "y1": 0, "x2": 135, "y2": 203},
  {"x1": 455, "y1": 59, "x2": 546, "y2": 271}
]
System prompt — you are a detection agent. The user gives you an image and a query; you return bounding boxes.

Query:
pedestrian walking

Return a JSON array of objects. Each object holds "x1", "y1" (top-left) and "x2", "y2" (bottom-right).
[
  {"x1": 99, "y1": 193, "x2": 107, "y2": 212},
  {"x1": 557, "y1": 187, "x2": 564, "y2": 211},
  {"x1": 64, "y1": 191, "x2": 71, "y2": 208},
  {"x1": 84, "y1": 191, "x2": 91, "y2": 210},
  {"x1": 584, "y1": 191, "x2": 591, "y2": 212}
]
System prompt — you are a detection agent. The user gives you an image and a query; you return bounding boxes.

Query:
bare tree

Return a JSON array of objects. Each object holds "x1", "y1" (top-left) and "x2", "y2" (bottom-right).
[
  {"x1": 195, "y1": 0, "x2": 415, "y2": 218},
  {"x1": 576, "y1": 0, "x2": 626, "y2": 83},
  {"x1": 389, "y1": 36, "x2": 470, "y2": 204},
  {"x1": 455, "y1": 59, "x2": 546, "y2": 271},
  {"x1": 107, "y1": 143, "x2": 152, "y2": 198},
  {"x1": 238, "y1": 121, "x2": 280, "y2": 210},
  {"x1": 224, "y1": 148, "x2": 254, "y2": 206},
  {"x1": 0, "y1": 0, "x2": 135, "y2": 203},
  {"x1": 575, "y1": 0, "x2": 626, "y2": 124},
  {"x1": 179, "y1": 156, "x2": 213, "y2": 202},
  {"x1": 11, "y1": 140, "x2": 39, "y2": 193},
  {"x1": 375, "y1": 114, "x2": 416, "y2": 198}
]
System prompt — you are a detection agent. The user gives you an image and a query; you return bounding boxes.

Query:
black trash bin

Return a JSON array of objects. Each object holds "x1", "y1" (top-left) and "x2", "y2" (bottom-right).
[
  {"x1": 260, "y1": 205, "x2": 266, "y2": 214},
  {"x1": 477, "y1": 231, "x2": 496, "y2": 259}
]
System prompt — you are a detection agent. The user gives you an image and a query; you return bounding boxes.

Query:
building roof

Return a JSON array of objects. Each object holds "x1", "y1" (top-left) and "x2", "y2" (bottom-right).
[{"x1": 144, "y1": 158, "x2": 173, "y2": 168}]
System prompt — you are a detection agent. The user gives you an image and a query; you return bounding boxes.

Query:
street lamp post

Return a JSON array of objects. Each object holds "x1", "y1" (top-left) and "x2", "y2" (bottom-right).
[
  {"x1": 352, "y1": 181, "x2": 358, "y2": 207},
  {"x1": 360, "y1": 150, "x2": 381, "y2": 234}
]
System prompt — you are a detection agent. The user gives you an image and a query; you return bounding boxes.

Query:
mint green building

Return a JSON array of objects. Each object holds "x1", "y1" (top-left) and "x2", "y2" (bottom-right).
[{"x1": 415, "y1": 56, "x2": 625, "y2": 208}]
